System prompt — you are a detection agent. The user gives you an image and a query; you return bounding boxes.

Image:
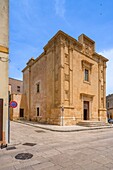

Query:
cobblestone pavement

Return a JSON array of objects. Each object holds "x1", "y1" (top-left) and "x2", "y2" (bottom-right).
[{"x1": 0, "y1": 121, "x2": 113, "y2": 170}]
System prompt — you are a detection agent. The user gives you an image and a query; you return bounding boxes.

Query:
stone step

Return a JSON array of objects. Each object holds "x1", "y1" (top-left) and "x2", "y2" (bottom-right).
[{"x1": 77, "y1": 120, "x2": 110, "y2": 127}]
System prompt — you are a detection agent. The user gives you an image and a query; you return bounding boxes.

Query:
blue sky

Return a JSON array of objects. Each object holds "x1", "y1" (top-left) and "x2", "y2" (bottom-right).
[{"x1": 10, "y1": 0, "x2": 113, "y2": 95}]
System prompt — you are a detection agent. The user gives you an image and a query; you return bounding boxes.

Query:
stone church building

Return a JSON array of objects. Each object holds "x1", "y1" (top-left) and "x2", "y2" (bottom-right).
[{"x1": 22, "y1": 30, "x2": 108, "y2": 125}]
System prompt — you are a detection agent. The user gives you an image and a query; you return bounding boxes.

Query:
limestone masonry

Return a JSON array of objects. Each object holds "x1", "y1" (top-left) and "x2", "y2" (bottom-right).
[{"x1": 22, "y1": 30, "x2": 108, "y2": 125}]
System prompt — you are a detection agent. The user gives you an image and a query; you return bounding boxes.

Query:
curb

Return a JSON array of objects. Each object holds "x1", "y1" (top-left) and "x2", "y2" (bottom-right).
[{"x1": 13, "y1": 120, "x2": 113, "y2": 132}]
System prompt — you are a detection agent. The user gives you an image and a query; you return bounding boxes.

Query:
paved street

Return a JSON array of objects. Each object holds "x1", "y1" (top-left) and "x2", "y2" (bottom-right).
[{"x1": 0, "y1": 121, "x2": 113, "y2": 170}]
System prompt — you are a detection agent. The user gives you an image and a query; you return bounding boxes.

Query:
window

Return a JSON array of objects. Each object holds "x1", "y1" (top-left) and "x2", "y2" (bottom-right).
[
  {"x1": 17, "y1": 86, "x2": 20, "y2": 92},
  {"x1": 84, "y1": 69, "x2": 89, "y2": 81},
  {"x1": 20, "y1": 109, "x2": 24, "y2": 117},
  {"x1": 37, "y1": 107, "x2": 40, "y2": 116},
  {"x1": 9, "y1": 93, "x2": 11, "y2": 103},
  {"x1": 82, "y1": 60, "x2": 93, "y2": 84},
  {"x1": 37, "y1": 83, "x2": 40, "y2": 93}
]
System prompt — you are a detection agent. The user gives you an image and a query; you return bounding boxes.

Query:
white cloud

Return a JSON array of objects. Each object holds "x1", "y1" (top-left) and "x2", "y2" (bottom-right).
[
  {"x1": 99, "y1": 48, "x2": 113, "y2": 95},
  {"x1": 55, "y1": 0, "x2": 66, "y2": 18}
]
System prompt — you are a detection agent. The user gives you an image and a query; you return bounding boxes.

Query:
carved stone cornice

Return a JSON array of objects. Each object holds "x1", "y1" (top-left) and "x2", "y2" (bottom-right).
[
  {"x1": 44, "y1": 30, "x2": 82, "y2": 53},
  {"x1": 27, "y1": 58, "x2": 35, "y2": 66},
  {"x1": 93, "y1": 52, "x2": 108, "y2": 63},
  {"x1": 81, "y1": 60, "x2": 94, "y2": 70}
]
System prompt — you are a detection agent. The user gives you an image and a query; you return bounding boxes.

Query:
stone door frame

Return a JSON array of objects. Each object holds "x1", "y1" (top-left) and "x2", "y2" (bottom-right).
[
  {"x1": 80, "y1": 93, "x2": 94, "y2": 120},
  {"x1": 83, "y1": 101, "x2": 89, "y2": 120}
]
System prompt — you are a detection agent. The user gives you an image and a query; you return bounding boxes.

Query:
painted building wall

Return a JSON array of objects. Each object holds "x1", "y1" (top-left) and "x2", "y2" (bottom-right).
[
  {"x1": 9, "y1": 78, "x2": 23, "y2": 94},
  {"x1": 9, "y1": 78, "x2": 24, "y2": 121},
  {"x1": 10, "y1": 94, "x2": 25, "y2": 120},
  {"x1": 0, "y1": 0, "x2": 9, "y2": 144},
  {"x1": 106, "y1": 94, "x2": 113, "y2": 119}
]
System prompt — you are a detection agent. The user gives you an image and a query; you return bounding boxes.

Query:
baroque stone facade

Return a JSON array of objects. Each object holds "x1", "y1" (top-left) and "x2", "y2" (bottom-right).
[{"x1": 22, "y1": 30, "x2": 108, "y2": 125}]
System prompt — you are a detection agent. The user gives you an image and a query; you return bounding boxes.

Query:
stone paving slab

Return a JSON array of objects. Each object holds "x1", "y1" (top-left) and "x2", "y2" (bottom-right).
[
  {"x1": 32, "y1": 161, "x2": 55, "y2": 170},
  {"x1": 14, "y1": 120, "x2": 113, "y2": 132},
  {"x1": 14, "y1": 160, "x2": 41, "y2": 170},
  {"x1": 1, "y1": 121, "x2": 113, "y2": 170}
]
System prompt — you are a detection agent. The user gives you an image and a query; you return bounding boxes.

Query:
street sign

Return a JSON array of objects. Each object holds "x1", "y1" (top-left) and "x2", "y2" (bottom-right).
[{"x1": 10, "y1": 101, "x2": 18, "y2": 108}]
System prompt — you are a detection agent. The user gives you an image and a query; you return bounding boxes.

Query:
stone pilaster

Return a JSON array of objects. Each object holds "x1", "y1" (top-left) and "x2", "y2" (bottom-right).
[
  {"x1": 69, "y1": 46, "x2": 73, "y2": 106},
  {"x1": 60, "y1": 43, "x2": 65, "y2": 105},
  {"x1": 98, "y1": 60, "x2": 107, "y2": 121},
  {"x1": 103, "y1": 62, "x2": 107, "y2": 108},
  {"x1": 28, "y1": 66, "x2": 31, "y2": 120},
  {"x1": 54, "y1": 41, "x2": 62, "y2": 107},
  {"x1": 98, "y1": 63, "x2": 101, "y2": 110}
]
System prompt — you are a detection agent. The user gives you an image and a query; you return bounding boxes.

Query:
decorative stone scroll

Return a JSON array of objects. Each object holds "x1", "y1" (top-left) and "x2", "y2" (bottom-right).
[
  {"x1": 65, "y1": 74, "x2": 69, "y2": 81},
  {"x1": 64, "y1": 64, "x2": 69, "y2": 75}
]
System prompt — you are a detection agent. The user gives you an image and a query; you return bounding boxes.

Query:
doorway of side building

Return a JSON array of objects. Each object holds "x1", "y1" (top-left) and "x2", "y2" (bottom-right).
[
  {"x1": 83, "y1": 101, "x2": 89, "y2": 120},
  {"x1": 0, "y1": 99, "x2": 3, "y2": 141},
  {"x1": 20, "y1": 108, "x2": 24, "y2": 118}
]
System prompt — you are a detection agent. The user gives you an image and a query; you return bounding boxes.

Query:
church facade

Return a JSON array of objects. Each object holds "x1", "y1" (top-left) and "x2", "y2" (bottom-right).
[{"x1": 22, "y1": 30, "x2": 108, "y2": 125}]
